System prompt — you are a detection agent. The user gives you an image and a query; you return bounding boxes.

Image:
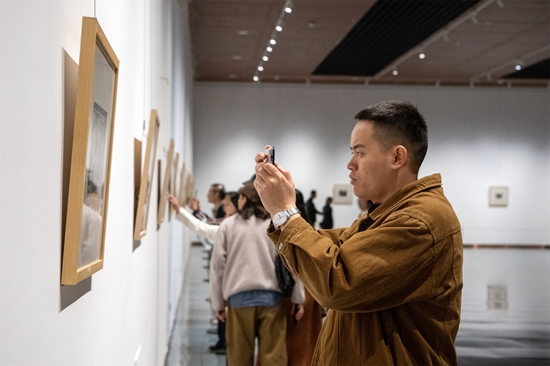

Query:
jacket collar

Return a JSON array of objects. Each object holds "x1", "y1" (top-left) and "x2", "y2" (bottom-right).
[{"x1": 367, "y1": 173, "x2": 442, "y2": 222}]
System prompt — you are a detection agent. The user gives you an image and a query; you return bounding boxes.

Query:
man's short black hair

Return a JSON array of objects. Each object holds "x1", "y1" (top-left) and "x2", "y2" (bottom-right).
[{"x1": 354, "y1": 101, "x2": 428, "y2": 174}]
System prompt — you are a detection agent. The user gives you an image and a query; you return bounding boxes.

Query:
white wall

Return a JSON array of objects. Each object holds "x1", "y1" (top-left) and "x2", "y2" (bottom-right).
[
  {"x1": 0, "y1": 1, "x2": 193, "y2": 365},
  {"x1": 193, "y1": 83, "x2": 550, "y2": 245}
]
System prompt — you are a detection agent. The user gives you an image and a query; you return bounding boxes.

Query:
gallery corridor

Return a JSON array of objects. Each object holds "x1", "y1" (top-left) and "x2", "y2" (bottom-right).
[{"x1": 165, "y1": 244, "x2": 550, "y2": 366}]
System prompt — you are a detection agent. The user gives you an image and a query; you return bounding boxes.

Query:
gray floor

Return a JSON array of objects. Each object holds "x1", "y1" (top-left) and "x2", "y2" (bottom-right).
[{"x1": 165, "y1": 245, "x2": 550, "y2": 366}]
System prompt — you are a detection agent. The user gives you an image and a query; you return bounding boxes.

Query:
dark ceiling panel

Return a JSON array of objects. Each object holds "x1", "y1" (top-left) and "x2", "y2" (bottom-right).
[
  {"x1": 504, "y1": 58, "x2": 550, "y2": 79},
  {"x1": 313, "y1": 0, "x2": 481, "y2": 76}
]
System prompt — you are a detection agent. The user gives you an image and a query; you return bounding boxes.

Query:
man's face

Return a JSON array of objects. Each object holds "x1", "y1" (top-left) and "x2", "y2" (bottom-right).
[{"x1": 347, "y1": 121, "x2": 395, "y2": 203}]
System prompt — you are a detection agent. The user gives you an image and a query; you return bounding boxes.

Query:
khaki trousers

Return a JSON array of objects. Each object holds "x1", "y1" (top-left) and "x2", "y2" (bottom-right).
[{"x1": 226, "y1": 305, "x2": 287, "y2": 366}]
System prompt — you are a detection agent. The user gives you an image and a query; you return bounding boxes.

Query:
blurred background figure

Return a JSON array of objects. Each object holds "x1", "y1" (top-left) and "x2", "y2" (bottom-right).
[
  {"x1": 209, "y1": 180, "x2": 305, "y2": 365},
  {"x1": 305, "y1": 190, "x2": 322, "y2": 228},
  {"x1": 319, "y1": 197, "x2": 333, "y2": 229}
]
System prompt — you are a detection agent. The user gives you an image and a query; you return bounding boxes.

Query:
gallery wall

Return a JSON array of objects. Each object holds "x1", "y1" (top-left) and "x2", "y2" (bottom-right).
[
  {"x1": 193, "y1": 83, "x2": 550, "y2": 245},
  {"x1": 0, "y1": 1, "x2": 193, "y2": 365}
]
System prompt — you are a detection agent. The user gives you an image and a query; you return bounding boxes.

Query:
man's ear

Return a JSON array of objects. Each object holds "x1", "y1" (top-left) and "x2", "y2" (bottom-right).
[{"x1": 391, "y1": 145, "x2": 408, "y2": 169}]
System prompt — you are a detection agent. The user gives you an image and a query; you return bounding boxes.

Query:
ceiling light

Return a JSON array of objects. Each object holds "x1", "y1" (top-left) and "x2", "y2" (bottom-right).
[
  {"x1": 253, "y1": 76, "x2": 259, "y2": 82},
  {"x1": 237, "y1": 30, "x2": 249, "y2": 36},
  {"x1": 276, "y1": 26, "x2": 283, "y2": 32},
  {"x1": 266, "y1": 47, "x2": 273, "y2": 52},
  {"x1": 392, "y1": 70, "x2": 398, "y2": 76},
  {"x1": 515, "y1": 64, "x2": 522, "y2": 71},
  {"x1": 270, "y1": 39, "x2": 276, "y2": 45},
  {"x1": 228, "y1": 74, "x2": 237, "y2": 79},
  {"x1": 262, "y1": 56, "x2": 269, "y2": 62},
  {"x1": 258, "y1": 66, "x2": 264, "y2": 72},
  {"x1": 419, "y1": 53, "x2": 426, "y2": 59},
  {"x1": 285, "y1": 7, "x2": 292, "y2": 13},
  {"x1": 232, "y1": 55, "x2": 242, "y2": 60}
]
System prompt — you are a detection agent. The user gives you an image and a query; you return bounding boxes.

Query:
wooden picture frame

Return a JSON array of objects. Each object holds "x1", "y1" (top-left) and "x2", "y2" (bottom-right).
[
  {"x1": 61, "y1": 17, "x2": 119, "y2": 285},
  {"x1": 133, "y1": 110, "x2": 161, "y2": 240},
  {"x1": 169, "y1": 153, "x2": 179, "y2": 218},
  {"x1": 185, "y1": 171, "x2": 195, "y2": 202},
  {"x1": 158, "y1": 139, "x2": 174, "y2": 224},
  {"x1": 177, "y1": 164, "x2": 187, "y2": 205}
]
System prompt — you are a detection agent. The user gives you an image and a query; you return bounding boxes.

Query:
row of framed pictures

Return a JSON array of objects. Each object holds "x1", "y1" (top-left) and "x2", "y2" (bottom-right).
[
  {"x1": 134, "y1": 110, "x2": 195, "y2": 243},
  {"x1": 60, "y1": 17, "x2": 192, "y2": 286}
]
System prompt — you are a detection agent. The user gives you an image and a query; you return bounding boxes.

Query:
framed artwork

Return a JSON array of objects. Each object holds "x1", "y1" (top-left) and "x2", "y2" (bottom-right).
[
  {"x1": 184, "y1": 171, "x2": 196, "y2": 204},
  {"x1": 61, "y1": 17, "x2": 119, "y2": 285},
  {"x1": 133, "y1": 110, "x2": 161, "y2": 240},
  {"x1": 169, "y1": 153, "x2": 179, "y2": 218},
  {"x1": 332, "y1": 183, "x2": 353, "y2": 205},
  {"x1": 158, "y1": 139, "x2": 175, "y2": 224},
  {"x1": 177, "y1": 164, "x2": 187, "y2": 205},
  {"x1": 489, "y1": 186, "x2": 509, "y2": 207}
]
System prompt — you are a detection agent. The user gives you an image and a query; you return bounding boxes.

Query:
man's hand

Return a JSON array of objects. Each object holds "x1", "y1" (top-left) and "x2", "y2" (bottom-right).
[
  {"x1": 293, "y1": 303, "x2": 305, "y2": 322},
  {"x1": 254, "y1": 145, "x2": 296, "y2": 216},
  {"x1": 167, "y1": 194, "x2": 180, "y2": 212},
  {"x1": 216, "y1": 309, "x2": 226, "y2": 323}
]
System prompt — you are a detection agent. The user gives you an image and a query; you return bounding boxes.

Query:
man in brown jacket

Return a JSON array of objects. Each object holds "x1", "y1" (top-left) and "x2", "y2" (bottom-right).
[{"x1": 254, "y1": 101, "x2": 463, "y2": 365}]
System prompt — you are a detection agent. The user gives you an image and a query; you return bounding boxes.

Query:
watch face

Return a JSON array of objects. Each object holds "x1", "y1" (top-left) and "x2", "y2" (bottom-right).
[{"x1": 273, "y1": 211, "x2": 287, "y2": 227}]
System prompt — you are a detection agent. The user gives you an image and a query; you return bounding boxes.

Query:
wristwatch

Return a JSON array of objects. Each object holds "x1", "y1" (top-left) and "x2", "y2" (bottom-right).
[{"x1": 272, "y1": 207, "x2": 301, "y2": 228}]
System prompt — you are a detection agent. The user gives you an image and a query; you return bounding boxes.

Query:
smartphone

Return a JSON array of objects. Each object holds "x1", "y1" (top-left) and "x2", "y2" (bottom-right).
[{"x1": 265, "y1": 146, "x2": 275, "y2": 164}]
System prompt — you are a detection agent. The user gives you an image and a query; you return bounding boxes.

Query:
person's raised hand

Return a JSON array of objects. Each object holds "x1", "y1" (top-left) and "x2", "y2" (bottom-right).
[
  {"x1": 254, "y1": 145, "x2": 296, "y2": 216},
  {"x1": 167, "y1": 194, "x2": 180, "y2": 212}
]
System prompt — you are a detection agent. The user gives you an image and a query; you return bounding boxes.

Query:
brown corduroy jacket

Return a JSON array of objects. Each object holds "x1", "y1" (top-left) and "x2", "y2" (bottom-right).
[{"x1": 268, "y1": 174, "x2": 463, "y2": 365}]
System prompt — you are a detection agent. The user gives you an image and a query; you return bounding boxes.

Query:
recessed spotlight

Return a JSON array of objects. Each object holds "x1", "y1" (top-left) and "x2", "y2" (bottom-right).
[
  {"x1": 258, "y1": 66, "x2": 264, "y2": 72},
  {"x1": 266, "y1": 47, "x2": 273, "y2": 52},
  {"x1": 419, "y1": 53, "x2": 426, "y2": 59},
  {"x1": 253, "y1": 76, "x2": 259, "y2": 82},
  {"x1": 392, "y1": 70, "x2": 398, "y2": 76},
  {"x1": 515, "y1": 64, "x2": 522, "y2": 71},
  {"x1": 270, "y1": 39, "x2": 276, "y2": 45},
  {"x1": 276, "y1": 26, "x2": 283, "y2": 32},
  {"x1": 285, "y1": 7, "x2": 292, "y2": 13},
  {"x1": 263, "y1": 56, "x2": 269, "y2": 62}
]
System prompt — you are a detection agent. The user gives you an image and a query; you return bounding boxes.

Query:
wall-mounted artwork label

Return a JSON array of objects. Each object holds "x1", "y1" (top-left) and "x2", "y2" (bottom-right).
[
  {"x1": 489, "y1": 186, "x2": 509, "y2": 207},
  {"x1": 61, "y1": 17, "x2": 119, "y2": 285}
]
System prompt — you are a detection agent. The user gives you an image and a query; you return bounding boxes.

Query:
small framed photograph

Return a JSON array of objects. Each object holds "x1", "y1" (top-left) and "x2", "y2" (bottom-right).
[
  {"x1": 157, "y1": 139, "x2": 175, "y2": 224},
  {"x1": 332, "y1": 184, "x2": 353, "y2": 205},
  {"x1": 61, "y1": 17, "x2": 119, "y2": 285},
  {"x1": 133, "y1": 110, "x2": 161, "y2": 240},
  {"x1": 489, "y1": 186, "x2": 509, "y2": 207}
]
